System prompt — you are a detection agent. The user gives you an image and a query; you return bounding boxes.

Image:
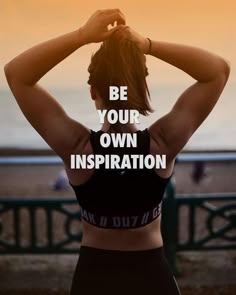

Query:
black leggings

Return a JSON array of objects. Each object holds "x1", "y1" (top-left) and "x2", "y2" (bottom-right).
[{"x1": 70, "y1": 246, "x2": 181, "y2": 295}]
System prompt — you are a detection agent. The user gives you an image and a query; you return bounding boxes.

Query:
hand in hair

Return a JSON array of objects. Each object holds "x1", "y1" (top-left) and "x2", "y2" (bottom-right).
[
  {"x1": 79, "y1": 9, "x2": 126, "y2": 44},
  {"x1": 114, "y1": 26, "x2": 150, "y2": 54}
]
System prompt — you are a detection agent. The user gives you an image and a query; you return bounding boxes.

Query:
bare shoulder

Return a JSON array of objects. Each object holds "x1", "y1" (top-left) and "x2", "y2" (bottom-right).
[
  {"x1": 147, "y1": 126, "x2": 175, "y2": 178},
  {"x1": 62, "y1": 120, "x2": 92, "y2": 165},
  {"x1": 64, "y1": 125, "x2": 94, "y2": 185}
]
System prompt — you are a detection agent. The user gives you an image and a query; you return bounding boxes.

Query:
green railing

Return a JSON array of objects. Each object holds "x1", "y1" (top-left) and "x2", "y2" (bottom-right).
[
  {"x1": 0, "y1": 198, "x2": 82, "y2": 254},
  {"x1": 161, "y1": 178, "x2": 236, "y2": 274},
  {"x1": 0, "y1": 153, "x2": 236, "y2": 275}
]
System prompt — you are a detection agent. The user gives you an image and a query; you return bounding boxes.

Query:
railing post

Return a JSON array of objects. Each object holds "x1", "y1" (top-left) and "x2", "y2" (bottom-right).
[{"x1": 162, "y1": 176, "x2": 178, "y2": 276}]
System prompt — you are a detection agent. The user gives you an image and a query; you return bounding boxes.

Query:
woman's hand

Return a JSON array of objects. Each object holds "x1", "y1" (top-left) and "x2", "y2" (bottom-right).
[
  {"x1": 115, "y1": 26, "x2": 150, "y2": 54},
  {"x1": 79, "y1": 9, "x2": 126, "y2": 44}
]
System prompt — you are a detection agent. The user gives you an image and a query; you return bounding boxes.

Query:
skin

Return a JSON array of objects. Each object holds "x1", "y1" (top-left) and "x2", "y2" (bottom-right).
[{"x1": 4, "y1": 9, "x2": 230, "y2": 251}]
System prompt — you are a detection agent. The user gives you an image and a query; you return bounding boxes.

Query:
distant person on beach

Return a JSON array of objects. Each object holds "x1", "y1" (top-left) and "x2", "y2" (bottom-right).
[{"x1": 4, "y1": 8, "x2": 230, "y2": 295}]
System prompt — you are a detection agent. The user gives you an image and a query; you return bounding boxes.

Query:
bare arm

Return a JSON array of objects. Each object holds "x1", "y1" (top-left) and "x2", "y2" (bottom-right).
[
  {"x1": 4, "y1": 30, "x2": 86, "y2": 161},
  {"x1": 4, "y1": 9, "x2": 125, "y2": 161},
  {"x1": 148, "y1": 40, "x2": 230, "y2": 160},
  {"x1": 117, "y1": 27, "x2": 230, "y2": 162}
]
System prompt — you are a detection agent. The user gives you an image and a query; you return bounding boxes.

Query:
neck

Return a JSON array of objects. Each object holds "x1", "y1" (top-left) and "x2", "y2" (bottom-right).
[{"x1": 101, "y1": 119, "x2": 139, "y2": 133}]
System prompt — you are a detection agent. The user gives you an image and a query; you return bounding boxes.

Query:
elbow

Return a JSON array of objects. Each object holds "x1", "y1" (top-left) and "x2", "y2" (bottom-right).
[
  {"x1": 203, "y1": 58, "x2": 230, "y2": 85},
  {"x1": 4, "y1": 62, "x2": 24, "y2": 89},
  {"x1": 219, "y1": 58, "x2": 231, "y2": 84},
  {"x1": 4, "y1": 63, "x2": 14, "y2": 87},
  {"x1": 211, "y1": 58, "x2": 231, "y2": 88},
  {"x1": 224, "y1": 59, "x2": 231, "y2": 81},
  {"x1": 4, "y1": 62, "x2": 34, "y2": 87},
  {"x1": 4, "y1": 63, "x2": 10, "y2": 80}
]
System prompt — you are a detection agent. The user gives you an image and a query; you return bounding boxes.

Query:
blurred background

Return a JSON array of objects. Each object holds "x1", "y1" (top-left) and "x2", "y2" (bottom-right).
[
  {"x1": 0, "y1": 1, "x2": 236, "y2": 295},
  {"x1": 0, "y1": 0, "x2": 235, "y2": 151}
]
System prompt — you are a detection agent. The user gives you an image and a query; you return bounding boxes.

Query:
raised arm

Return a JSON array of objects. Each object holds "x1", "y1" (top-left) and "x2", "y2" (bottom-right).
[
  {"x1": 4, "y1": 9, "x2": 125, "y2": 161},
  {"x1": 147, "y1": 40, "x2": 230, "y2": 159},
  {"x1": 117, "y1": 26, "x2": 230, "y2": 162}
]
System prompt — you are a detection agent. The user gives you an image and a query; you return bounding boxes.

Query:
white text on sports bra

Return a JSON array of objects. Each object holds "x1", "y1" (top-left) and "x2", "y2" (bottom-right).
[{"x1": 80, "y1": 203, "x2": 162, "y2": 228}]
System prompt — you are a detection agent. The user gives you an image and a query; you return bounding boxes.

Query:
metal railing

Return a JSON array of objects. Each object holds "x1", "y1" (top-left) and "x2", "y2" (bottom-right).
[
  {"x1": 161, "y1": 178, "x2": 236, "y2": 274},
  {"x1": 0, "y1": 152, "x2": 236, "y2": 275},
  {"x1": 0, "y1": 198, "x2": 82, "y2": 254},
  {"x1": 1, "y1": 152, "x2": 236, "y2": 165}
]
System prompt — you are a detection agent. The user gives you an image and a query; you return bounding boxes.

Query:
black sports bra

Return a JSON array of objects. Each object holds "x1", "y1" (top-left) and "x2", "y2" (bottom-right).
[{"x1": 70, "y1": 129, "x2": 171, "y2": 229}]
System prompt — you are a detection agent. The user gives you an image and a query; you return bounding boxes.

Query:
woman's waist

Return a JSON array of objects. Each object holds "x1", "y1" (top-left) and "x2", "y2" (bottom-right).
[{"x1": 80, "y1": 216, "x2": 163, "y2": 251}]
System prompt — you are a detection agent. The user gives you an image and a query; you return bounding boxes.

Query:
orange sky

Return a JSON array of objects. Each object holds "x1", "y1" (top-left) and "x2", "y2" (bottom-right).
[{"x1": 1, "y1": 0, "x2": 235, "y2": 89}]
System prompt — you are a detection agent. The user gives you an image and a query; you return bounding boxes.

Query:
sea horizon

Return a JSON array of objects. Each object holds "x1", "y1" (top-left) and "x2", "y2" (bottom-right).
[{"x1": 0, "y1": 83, "x2": 235, "y2": 152}]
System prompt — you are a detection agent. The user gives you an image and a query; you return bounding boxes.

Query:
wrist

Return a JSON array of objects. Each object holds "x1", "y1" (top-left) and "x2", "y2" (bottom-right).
[
  {"x1": 77, "y1": 27, "x2": 88, "y2": 47},
  {"x1": 145, "y1": 38, "x2": 152, "y2": 55}
]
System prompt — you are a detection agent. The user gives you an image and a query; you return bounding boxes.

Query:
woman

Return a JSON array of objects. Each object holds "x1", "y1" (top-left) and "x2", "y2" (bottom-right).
[{"x1": 4, "y1": 8, "x2": 230, "y2": 295}]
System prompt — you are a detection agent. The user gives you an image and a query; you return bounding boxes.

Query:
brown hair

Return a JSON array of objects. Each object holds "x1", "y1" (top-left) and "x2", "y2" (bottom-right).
[{"x1": 87, "y1": 34, "x2": 153, "y2": 116}]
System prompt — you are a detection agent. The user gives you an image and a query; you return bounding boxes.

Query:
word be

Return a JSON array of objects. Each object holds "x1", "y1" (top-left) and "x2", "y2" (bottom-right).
[{"x1": 109, "y1": 86, "x2": 127, "y2": 100}]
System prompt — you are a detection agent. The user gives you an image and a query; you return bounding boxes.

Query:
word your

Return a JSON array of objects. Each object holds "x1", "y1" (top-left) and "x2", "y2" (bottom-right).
[
  {"x1": 98, "y1": 109, "x2": 140, "y2": 124},
  {"x1": 70, "y1": 154, "x2": 166, "y2": 169}
]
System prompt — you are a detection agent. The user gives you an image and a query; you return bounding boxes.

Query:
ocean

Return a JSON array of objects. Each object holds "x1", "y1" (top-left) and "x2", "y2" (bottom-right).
[{"x1": 0, "y1": 84, "x2": 235, "y2": 151}]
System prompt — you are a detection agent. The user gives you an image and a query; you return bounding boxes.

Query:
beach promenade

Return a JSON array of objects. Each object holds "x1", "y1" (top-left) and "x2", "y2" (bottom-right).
[{"x1": 0, "y1": 149, "x2": 236, "y2": 294}]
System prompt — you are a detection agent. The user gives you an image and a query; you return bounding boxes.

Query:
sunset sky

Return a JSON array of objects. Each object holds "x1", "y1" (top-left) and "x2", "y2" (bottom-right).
[{"x1": 1, "y1": 0, "x2": 235, "y2": 89}]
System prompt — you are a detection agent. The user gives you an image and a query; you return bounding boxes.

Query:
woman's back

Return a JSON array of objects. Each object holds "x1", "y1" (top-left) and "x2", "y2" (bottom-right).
[{"x1": 66, "y1": 126, "x2": 174, "y2": 250}]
